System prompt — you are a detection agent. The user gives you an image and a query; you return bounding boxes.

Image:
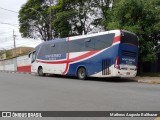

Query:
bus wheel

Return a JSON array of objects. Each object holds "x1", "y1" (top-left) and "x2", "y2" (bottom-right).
[
  {"x1": 38, "y1": 67, "x2": 45, "y2": 76},
  {"x1": 77, "y1": 67, "x2": 87, "y2": 80}
]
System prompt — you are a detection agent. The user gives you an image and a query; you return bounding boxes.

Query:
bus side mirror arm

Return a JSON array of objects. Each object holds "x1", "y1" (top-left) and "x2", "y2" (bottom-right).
[{"x1": 28, "y1": 53, "x2": 31, "y2": 58}]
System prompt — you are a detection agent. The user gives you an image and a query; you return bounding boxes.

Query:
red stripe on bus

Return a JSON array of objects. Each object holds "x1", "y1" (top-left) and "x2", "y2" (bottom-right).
[
  {"x1": 113, "y1": 36, "x2": 121, "y2": 44},
  {"x1": 36, "y1": 60, "x2": 66, "y2": 64},
  {"x1": 68, "y1": 50, "x2": 99, "y2": 62},
  {"x1": 63, "y1": 37, "x2": 70, "y2": 74},
  {"x1": 36, "y1": 50, "x2": 99, "y2": 65}
]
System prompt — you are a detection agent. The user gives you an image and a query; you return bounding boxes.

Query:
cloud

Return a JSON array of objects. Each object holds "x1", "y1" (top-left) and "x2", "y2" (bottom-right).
[{"x1": 0, "y1": 0, "x2": 43, "y2": 49}]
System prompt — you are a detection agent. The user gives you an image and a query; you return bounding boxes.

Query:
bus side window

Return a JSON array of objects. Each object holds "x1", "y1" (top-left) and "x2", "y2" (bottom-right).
[
  {"x1": 84, "y1": 38, "x2": 95, "y2": 51},
  {"x1": 31, "y1": 51, "x2": 36, "y2": 63},
  {"x1": 85, "y1": 39, "x2": 91, "y2": 47},
  {"x1": 50, "y1": 42, "x2": 67, "y2": 54},
  {"x1": 69, "y1": 40, "x2": 83, "y2": 52},
  {"x1": 94, "y1": 33, "x2": 115, "y2": 50}
]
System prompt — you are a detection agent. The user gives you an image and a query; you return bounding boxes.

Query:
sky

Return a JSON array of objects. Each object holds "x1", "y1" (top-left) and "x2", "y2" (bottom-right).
[{"x1": 0, "y1": 0, "x2": 42, "y2": 50}]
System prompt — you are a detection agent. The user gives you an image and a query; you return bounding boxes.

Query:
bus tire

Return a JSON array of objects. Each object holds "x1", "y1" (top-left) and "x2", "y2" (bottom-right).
[
  {"x1": 77, "y1": 67, "x2": 87, "y2": 80},
  {"x1": 38, "y1": 67, "x2": 45, "y2": 76}
]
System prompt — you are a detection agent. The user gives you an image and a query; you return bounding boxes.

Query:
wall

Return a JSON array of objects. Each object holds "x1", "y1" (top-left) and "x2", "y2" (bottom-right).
[
  {"x1": 17, "y1": 55, "x2": 31, "y2": 72},
  {"x1": 4, "y1": 58, "x2": 17, "y2": 71},
  {"x1": 0, "y1": 60, "x2": 4, "y2": 70},
  {"x1": 0, "y1": 55, "x2": 31, "y2": 72}
]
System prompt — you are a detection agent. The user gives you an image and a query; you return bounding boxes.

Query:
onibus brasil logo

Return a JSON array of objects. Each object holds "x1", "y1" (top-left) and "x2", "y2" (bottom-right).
[{"x1": 1, "y1": 112, "x2": 42, "y2": 118}]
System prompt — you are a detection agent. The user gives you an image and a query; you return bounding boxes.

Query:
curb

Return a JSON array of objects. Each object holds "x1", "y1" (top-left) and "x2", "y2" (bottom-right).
[
  {"x1": 0, "y1": 70, "x2": 35, "y2": 75},
  {"x1": 134, "y1": 77, "x2": 160, "y2": 84},
  {"x1": 138, "y1": 80, "x2": 160, "y2": 84},
  {"x1": 155, "y1": 116, "x2": 160, "y2": 120}
]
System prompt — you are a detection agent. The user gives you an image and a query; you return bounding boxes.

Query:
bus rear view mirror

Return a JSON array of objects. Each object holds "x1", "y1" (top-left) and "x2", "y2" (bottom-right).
[{"x1": 28, "y1": 53, "x2": 31, "y2": 58}]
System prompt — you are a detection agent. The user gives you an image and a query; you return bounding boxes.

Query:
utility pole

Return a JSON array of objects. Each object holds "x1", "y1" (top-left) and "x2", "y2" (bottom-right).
[
  {"x1": 13, "y1": 29, "x2": 16, "y2": 57},
  {"x1": 13, "y1": 29, "x2": 17, "y2": 71}
]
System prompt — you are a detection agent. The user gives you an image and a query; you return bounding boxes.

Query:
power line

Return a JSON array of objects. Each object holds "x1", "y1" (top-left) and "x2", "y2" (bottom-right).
[
  {"x1": 0, "y1": 38, "x2": 42, "y2": 45},
  {"x1": 0, "y1": 38, "x2": 41, "y2": 44},
  {"x1": 0, "y1": 30, "x2": 19, "y2": 35},
  {"x1": 0, "y1": 22, "x2": 19, "y2": 27},
  {"x1": 0, "y1": 42, "x2": 40, "y2": 49},
  {"x1": 0, "y1": 42, "x2": 38, "y2": 48},
  {"x1": 0, "y1": 35, "x2": 13, "y2": 39},
  {"x1": 0, "y1": 7, "x2": 18, "y2": 13}
]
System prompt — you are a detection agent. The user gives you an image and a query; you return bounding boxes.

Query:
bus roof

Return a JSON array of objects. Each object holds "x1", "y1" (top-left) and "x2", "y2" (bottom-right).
[
  {"x1": 69, "y1": 30, "x2": 121, "y2": 41},
  {"x1": 37, "y1": 29, "x2": 136, "y2": 46}
]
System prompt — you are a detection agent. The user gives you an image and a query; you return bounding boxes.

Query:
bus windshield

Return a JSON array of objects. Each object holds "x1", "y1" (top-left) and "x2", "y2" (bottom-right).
[{"x1": 121, "y1": 31, "x2": 138, "y2": 46}]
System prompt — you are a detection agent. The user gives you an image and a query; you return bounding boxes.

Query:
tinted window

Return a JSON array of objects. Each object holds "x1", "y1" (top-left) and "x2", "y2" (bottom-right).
[
  {"x1": 69, "y1": 40, "x2": 83, "y2": 52},
  {"x1": 31, "y1": 51, "x2": 36, "y2": 63},
  {"x1": 69, "y1": 33, "x2": 115, "y2": 52},
  {"x1": 37, "y1": 41, "x2": 67, "y2": 59},
  {"x1": 121, "y1": 32, "x2": 138, "y2": 46},
  {"x1": 35, "y1": 44, "x2": 42, "y2": 58},
  {"x1": 50, "y1": 41, "x2": 67, "y2": 54},
  {"x1": 83, "y1": 38, "x2": 95, "y2": 51},
  {"x1": 93, "y1": 33, "x2": 115, "y2": 50}
]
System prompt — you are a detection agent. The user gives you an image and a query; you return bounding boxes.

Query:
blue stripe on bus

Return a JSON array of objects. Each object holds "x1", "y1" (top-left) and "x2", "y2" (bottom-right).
[
  {"x1": 66, "y1": 45, "x2": 119, "y2": 76},
  {"x1": 66, "y1": 44, "x2": 138, "y2": 76}
]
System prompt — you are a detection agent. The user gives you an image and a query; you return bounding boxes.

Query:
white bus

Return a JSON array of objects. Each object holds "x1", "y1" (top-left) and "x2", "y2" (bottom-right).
[{"x1": 29, "y1": 30, "x2": 138, "y2": 79}]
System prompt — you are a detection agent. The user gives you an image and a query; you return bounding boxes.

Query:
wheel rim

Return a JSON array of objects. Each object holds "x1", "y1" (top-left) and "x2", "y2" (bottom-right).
[
  {"x1": 78, "y1": 68, "x2": 86, "y2": 79},
  {"x1": 38, "y1": 68, "x2": 43, "y2": 76}
]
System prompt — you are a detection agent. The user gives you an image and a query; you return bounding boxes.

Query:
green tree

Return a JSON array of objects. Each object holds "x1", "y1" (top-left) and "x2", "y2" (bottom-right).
[
  {"x1": 0, "y1": 49, "x2": 12, "y2": 59},
  {"x1": 104, "y1": 0, "x2": 160, "y2": 73},
  {"x1": 19, "y1": 0, "x2": 55, "y2": 41},
  {"x1": 52, "y1": 0, "x2": 76, "y2": 37},
  {"x1": 19, "y1": 0, "x2": 112, "y2": 38},
  {"x1": 53, "y1": 0, "x2": 112, "y2": 36}
]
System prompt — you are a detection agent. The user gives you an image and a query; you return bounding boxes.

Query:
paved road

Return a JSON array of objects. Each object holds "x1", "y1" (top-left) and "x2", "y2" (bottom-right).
[{"x1": 0, "y1": 72, "x2": 159, "y2": 120}]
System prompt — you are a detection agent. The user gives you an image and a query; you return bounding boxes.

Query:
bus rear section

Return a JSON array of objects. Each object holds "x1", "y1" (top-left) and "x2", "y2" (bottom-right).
[{"x1": 113, "y1": 31, "x2": 138, "y2": 77}]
